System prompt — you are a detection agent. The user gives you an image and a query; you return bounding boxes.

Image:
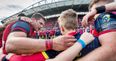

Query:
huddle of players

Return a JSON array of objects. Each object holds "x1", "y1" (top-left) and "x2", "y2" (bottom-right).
[{"x1": 0, "y1": 0, "x2": 116, "y2": 61}]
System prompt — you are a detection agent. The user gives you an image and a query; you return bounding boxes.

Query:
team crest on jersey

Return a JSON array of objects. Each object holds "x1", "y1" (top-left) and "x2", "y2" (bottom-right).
[{"x1": 102, "y1": 14, "x2": 110, "y2": 23}]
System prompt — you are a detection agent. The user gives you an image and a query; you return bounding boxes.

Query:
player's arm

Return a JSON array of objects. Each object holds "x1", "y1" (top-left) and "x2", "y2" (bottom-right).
[
  {"x1": 77, "y1": 33, "x2": 116, "y2": 61},
  {"x1": 6, "y1": 31, "x2": 47, "y2": 54},
  {"x1": 5, "y1": 21, "x2": 46, "y2": 54},
  {"x1": 82, "y1": 2, "x2": 116, "y2": 27},
  {"x1": 6, "y1": 21, "x2": 76, "y2": 54},
  {"x1": 6, "y1": 32, "x2": 76, "y2": 55},
  {"x1": 105, "y1": 2, "x2": 116, "y2": 12},
  {"x1": 46, "y1": 32, "x2": 94, "y2": 61}
]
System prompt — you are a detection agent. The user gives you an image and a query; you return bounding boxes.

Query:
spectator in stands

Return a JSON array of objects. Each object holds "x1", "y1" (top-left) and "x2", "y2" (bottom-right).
[
  {"x1": 1, "y1": 12, "x2": 76, "y2": 61},
  {"x1": 45, "y1": 30, "x2": 50, "y2": 39},
  {"x1": 38, "y1": 30, "x2": 45, "y2": 39},
  {"x1": 55, "y1": 28, "x2": 61, "y2": 37},
  {"x1": 38, "y1": 30, "x2": 43, "y2": 39},
  {"x1": 79, "y1": 0, "x2": 116, "y2": 61},
  {"x1": 46, "y1": 9, "x2": 95, "y2": 61},
  {"x1": 49, "y1": 29, "x2": 55, "y2": 39}
]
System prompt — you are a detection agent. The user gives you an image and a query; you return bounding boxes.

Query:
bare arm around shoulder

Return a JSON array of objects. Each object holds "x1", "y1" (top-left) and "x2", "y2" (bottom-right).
[
  {"x1": 46, "y1": 32, "x2": 94, "y2": 61},
  {"x1": 6, "y1": 31, "x2": 76, "y2": 55},
  {"x1": 105, "y1": 2, "x2": 116, "y2": 12},
  {"x1": 78, "y1": 32, "x2": 116, "y2": 61},
  {"x1": 6, "y1": 31, "x2": 46, "y2": 54}
]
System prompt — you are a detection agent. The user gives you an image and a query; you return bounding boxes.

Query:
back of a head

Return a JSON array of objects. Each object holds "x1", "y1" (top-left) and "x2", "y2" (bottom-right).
[
  {"x1": 89, "y1": 0, "x2": 114, "y2": 9},
  {"x1": 31, "y1": 13, "x2": 46, "y2": 21},
  {"x1": 18, "y1": 13, "x2": 26, "y2": 17},
  {"x1": 58, "y1": 9, "x2": 78, "y2": 30},
  {"x1": 18, "y1": 13, "x2": 27, "y2": 20}
]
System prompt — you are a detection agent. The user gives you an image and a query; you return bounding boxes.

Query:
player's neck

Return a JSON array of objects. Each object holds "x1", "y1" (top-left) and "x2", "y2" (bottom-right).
[{"x1": 65, "y1": 30, "x2": 76, "y2": 35}]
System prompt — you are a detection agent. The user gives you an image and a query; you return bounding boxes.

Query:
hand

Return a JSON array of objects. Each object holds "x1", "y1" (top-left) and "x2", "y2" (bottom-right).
[
  {"x1": 80, "y1": 32, "x2": 95, "y2": 45},
  {"x1": 82, "y1": 9, "x2": 97, "y2": 27},
  {"x1": 52, "y1": 35, "x2": 76, "y2": 51}
]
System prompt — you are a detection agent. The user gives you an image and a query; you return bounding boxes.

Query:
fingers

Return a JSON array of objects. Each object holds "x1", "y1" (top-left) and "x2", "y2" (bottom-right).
[
  {"x1": 82, "y1": 12, "x2": 95, "y2": 27},
  {"x1": 82, "y1": 16, "x2": 88, "y2": 27},
  {"x1": 64, "y1": 39, "x2": 76, "y2": 43},
  {"x1": 63, "y1": 35, "x2": 76, "y2": 47},
  {"x1": 63, "y1": 35, "x2": 76, "y2": 43},
  {"x1": 64, "y1": 38, "x2": 76, "y2": 47},
  {"x1": 66, "y1": 42, "x2": 75, "y2": 47}
]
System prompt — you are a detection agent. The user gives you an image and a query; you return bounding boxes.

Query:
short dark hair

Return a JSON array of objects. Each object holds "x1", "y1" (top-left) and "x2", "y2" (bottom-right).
[
  {"x1": 31, "y1": 13, "x2": 46, "y2": 21},
  {"x1": 18, "y1": 13, "x2": 26, "y2": 17}
]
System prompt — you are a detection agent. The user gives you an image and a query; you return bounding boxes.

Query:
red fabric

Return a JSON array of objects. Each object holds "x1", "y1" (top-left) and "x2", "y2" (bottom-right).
[
  {"x1": 9, "y1": 53, "x2": 46, "y2": 61},
  {"x1": 2, "y1": 21, "x2": 46, "y2": 61},
  {"x1": 0, "y1": 39, "x2": 2, "y2": 48},
  {"x1": 31, "y1": 31, "x2": 37, "y2": 38},
  {"x1": 92, "y1": 29, "x2": 99, "y2": 37},
  {"x1": 92, "y1": 29, "x2": 116, "y2": 36},
  {"x1": 39, "y1": 31, "x2": 46, "y2": 37},
  {"x1": 2, "y1": 22, "x2": 15, "y2": 54},
  {"x1": 43, "y1": 31, "x2": 46, "y2": 36},
  {"x1": 49, "y1": 30, "x2": 55, "y2": 36},
  {"x1": 12, "y1": 28, "x2": 27, "y2": 33},
  {"x1": 79, "y1": 29, "x2": 83, "y2": 34},
  {"x1": 68, "y1": 31, "x2": 77, "y2": 36},
  {"x1": 2, "y1": 21, "x2": 30, "y2": 54},
  {"x1": 99, "y1": 29, "x2": 116, "y2": 35},
  {"x1": 0, "y1": 32, "x2": 2, "y2": 48}
]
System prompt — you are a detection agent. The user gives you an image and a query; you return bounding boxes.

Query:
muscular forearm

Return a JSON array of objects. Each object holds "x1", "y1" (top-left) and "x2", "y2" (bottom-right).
[
  {"x1": 6, "y1": 37, "x2": 46, "y2": 54},
  {"x1": 54, "y1": 42, "x2": 82, "y2": 61},
  {"x1": 105, "y1": 2, "x2": 116, "y2": 12},
  {"x1": 78, "y1": 45, "x2": 115, "y2": 61}
]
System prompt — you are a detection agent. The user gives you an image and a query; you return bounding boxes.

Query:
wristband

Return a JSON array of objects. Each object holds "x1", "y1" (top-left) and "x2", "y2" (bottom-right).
[
  {"x1": 45, "y1": 39, "x2": 53, "y2": 50},
  {"x1": 96, "y1": 6, "x2": 106, "y2": 13},
  {"x1": 77, "y1": 39, "x2": 86, "y2": 48}
]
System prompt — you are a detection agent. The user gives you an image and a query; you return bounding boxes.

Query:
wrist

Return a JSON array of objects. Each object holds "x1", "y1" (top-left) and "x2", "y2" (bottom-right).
[
  {"x1": 52, "y1": 39, "x2": 56, "y2": 50},
  {"x1": 45, "y1": 39, "x2": 53, "y2": 50},
  {"x1": 77, "y1": 39, "x2": 86, "y2": 48}
]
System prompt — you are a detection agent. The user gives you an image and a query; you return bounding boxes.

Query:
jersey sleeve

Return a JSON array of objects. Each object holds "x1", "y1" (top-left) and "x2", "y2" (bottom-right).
[{"x1": 11, "y1": 21, "x2": 30, "y2": 34}]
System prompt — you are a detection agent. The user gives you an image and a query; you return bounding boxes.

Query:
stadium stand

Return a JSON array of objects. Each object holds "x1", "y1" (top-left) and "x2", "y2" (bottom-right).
[{"x1": 1, "y1": 0, "x2": 91, "y2": 39}]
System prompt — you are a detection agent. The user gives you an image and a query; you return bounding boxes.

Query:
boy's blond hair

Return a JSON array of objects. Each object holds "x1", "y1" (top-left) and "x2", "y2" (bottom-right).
[{"x1": 58, "y1": 9, "x2": 78, "y2": 30}]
